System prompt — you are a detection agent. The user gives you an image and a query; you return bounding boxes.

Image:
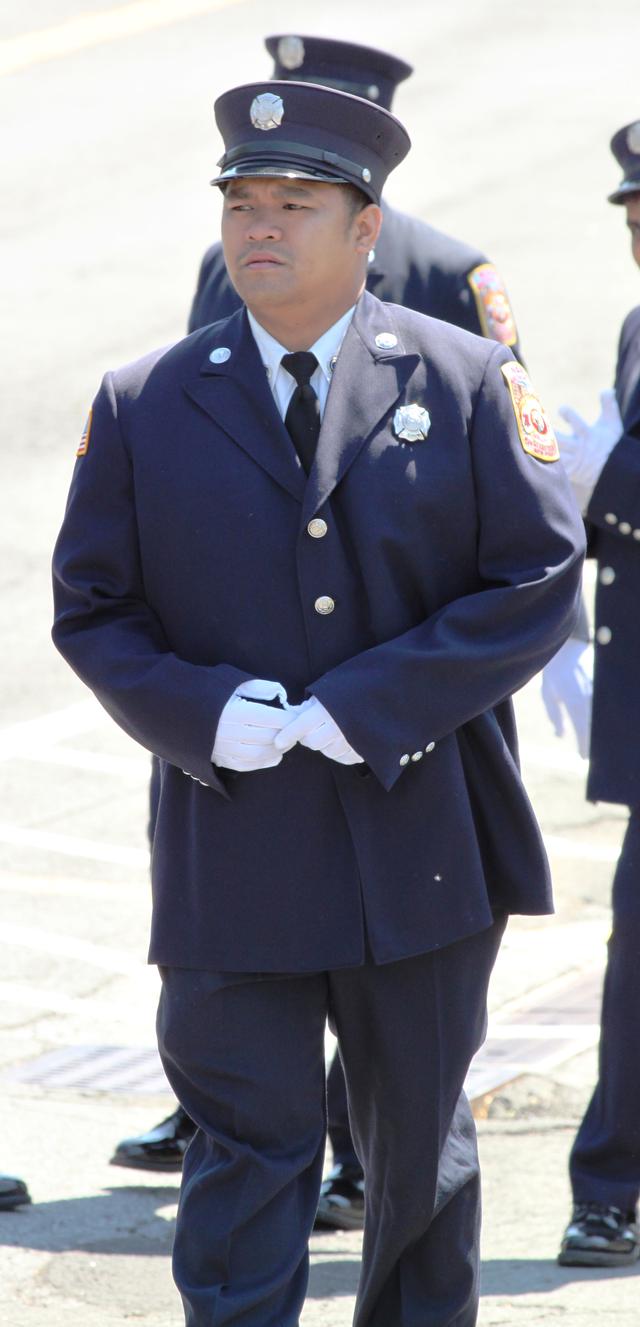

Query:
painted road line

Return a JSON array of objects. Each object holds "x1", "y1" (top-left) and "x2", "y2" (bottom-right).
[
  {"x1": 0, "y1": 0, "x2": 245, "y2": 77},
  {"x1": 2, "y1": 921, "x2": 146, "y2": 976},
  {"x1": 543, "y1": 833, "x2": 620, "y2": 864},
  {"x1": 0, "y1": 982, "x2": 154, "y2": 1021},
  {"x1": 21, "y1": 746, "x2": 148, "y2": 777},
  {"x1": 0, "y1": 872, "x2": 142, "y2": 899},
  {"x1": 0, "y1": 699, "x2": 107, "y2": 760},
  {"x1": 0, "y1": 823, "x2": 149, "y2": 868},
  {"x1": 520, "y1": 742, "x2": 588, "y2": 776},
  {"x1": 486, "y1": 1024, "x2": 600, "y2": 1040}
]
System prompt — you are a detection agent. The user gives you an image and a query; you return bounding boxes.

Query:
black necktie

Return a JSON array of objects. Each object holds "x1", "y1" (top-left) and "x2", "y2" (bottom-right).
[{"x1": 282, "y1": 351, "x2": 321, "y2": 474}]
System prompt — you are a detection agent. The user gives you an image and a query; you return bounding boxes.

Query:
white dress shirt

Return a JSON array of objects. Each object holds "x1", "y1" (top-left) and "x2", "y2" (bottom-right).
[{"x1": 247, "y1": 305, "x2": 356, "y2": 421}]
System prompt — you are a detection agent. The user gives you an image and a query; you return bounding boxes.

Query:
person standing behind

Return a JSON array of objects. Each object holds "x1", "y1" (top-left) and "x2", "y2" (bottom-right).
[
  {"x1": 556, "y1": 120, "x2": 640, "y2": 1268},
  {"x1": 112, "y1": 37, "x2": 526, "y2": 1223}
]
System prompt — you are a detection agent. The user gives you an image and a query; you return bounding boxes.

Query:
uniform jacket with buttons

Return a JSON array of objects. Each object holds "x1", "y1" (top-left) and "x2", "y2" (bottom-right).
[
  {"x1": 586, "y1": 305, "x2": 640, "y2": 805},
  {"x1": 52, "y1": 292, "x2": 583, "y2": 972},
  {"x1": 188, "y1": 202, "x2": 523, "y2": 359}
]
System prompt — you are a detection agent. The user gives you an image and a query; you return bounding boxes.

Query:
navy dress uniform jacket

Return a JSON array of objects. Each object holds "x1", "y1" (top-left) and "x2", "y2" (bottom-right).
[
  {"x1": 586, "y1": 305, "x2": 640, "y2": 805},
  {"x1": 52, "y1": 292, "x2": 583, "y2": 973},
  {"x1": 188, "y1": 202, "x2": 523, "y2": 358}
]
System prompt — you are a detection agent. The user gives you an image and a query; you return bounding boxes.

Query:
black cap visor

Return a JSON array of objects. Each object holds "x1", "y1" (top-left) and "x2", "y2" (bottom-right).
[
  {"x1": 608, "y1": 177, "x2": 640, "y2": 204},
  {"x1": 211, "y1": 139, "x2": 379, "y2": 201}
]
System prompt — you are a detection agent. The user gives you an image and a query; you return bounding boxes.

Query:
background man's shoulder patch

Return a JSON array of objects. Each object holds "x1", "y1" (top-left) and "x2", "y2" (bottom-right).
[
  {"x1": 501, "y1": 362, "x2": 560, "y2": 462},
  {"x1": 467, "y1": 263, "x2": 518, "y2": 346},
  {"x1": 76, "y1": 408, "x2": 93, "y2": 457}
]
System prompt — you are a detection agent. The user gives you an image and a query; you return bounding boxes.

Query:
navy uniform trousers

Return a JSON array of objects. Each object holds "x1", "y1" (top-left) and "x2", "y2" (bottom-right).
[
  {"x1": 569, "y1": 809, "x2": 640, "y2": 1211},
  {"x1": 158, "y1": 919, "x2": 505, "y2": 1327},
  {"x1": 569, "y1": 306, "x2": 640, "y2": 1213}
]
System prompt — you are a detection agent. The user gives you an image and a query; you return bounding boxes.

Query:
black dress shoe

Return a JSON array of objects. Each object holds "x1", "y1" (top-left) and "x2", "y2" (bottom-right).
[
  {"x1": 314, "y1": 1163, "x2": 365, "y2": 1231},
  {"x1": 558, "y1": 1201, "x2": 640, "y2": 1267},
  {"x1": 0, "y1": 1174, "x2": 31, "y2": 1211},
  {"x1": 110, "y1": 1105, "x2": 196, "y2": 1171}
]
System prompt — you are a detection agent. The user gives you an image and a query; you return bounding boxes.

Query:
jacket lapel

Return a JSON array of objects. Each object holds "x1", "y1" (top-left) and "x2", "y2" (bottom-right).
[
  {"x1": 183, "y1": 308, "x2": 306, "y2": 503},
  {"x1": 303, "y1": 290, "x2": 421, "y2": 522}
]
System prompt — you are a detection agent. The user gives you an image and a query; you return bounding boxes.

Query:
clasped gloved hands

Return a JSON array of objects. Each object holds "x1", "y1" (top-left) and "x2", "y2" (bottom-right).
[
  {"x1": 540, "y1": 638, "x2": 594, "y2": 759},
  {"x1": 274, "y1": 697, "x2": 364, "y2": 765},
  {"x1": 212, "y1": 682, "x2": 362, "y2": 772},
  {"x1": 556, "y1": 388, "x2": 623, "y2": 513}
]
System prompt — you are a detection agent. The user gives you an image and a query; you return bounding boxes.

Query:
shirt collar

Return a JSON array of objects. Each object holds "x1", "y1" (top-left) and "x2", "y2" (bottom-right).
[{"x1": 247, "y1": 304, "x2": 356, "y2": 384}]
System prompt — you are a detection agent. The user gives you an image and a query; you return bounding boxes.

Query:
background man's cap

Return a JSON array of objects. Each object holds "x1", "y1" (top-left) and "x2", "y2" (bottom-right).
[
  {"x1": 264, "y1": 34, "x2": 413, "y2": 111},
  {"x1": 608, "y1": 120, "x2": 640, "y2": 203},
  {"x1": 211, "y1": 80, "x2": 411, "y2": 205}
]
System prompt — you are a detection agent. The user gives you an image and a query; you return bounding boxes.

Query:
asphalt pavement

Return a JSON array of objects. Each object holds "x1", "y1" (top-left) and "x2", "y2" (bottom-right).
[{"x1": 2, "y1": 1, "x2": 640, "y2": 1322}]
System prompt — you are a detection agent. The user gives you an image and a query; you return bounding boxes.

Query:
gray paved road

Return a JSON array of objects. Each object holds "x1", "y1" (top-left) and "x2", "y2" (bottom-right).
[{"x1": 1, "y1": 1, "x2": 639, "y2": 1322}]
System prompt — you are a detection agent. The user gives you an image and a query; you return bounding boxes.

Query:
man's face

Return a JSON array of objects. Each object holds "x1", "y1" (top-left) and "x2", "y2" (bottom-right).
[
  {"x1": 221, "y1": 177, "x2": 380, "y2": 320},
  {"x1": 625, "y1": 194, "x2": 640, "y2": 267}
]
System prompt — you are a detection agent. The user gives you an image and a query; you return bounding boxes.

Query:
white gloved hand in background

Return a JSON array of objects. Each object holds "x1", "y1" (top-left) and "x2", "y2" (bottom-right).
[
  {"x1": 541, "y1": 638, "x2": 594, "y2": 759},
  {"x1": 274, "y1": 697, "x2": 364, "y2": 765},
  {"x1": 556, "y1": 388, "x2": 623, "y2": 513},
  {"x1": 212, "y1": 678, "x2": 298, "y2": 772}
]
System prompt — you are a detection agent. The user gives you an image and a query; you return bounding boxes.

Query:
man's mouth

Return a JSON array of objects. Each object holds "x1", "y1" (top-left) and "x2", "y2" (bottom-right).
[{"x1": 242, "y1": 252, "x2": 285, "y2": 269}]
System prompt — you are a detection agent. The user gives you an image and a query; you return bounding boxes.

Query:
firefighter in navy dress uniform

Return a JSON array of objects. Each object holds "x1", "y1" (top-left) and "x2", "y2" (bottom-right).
[
  {"x1": 112, "y1": 36, "x2": 526, "y2": 1227},
  {"x1": 556, "y1": 122, "x2": 640, "y2": 1268},
  {"x1": 52, "y1": 79, "x2": 584, "y2": 1325}
]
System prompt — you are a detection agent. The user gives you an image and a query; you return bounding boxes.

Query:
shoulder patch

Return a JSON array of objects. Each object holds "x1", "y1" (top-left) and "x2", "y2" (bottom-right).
[
  {"x1": 467, "y1": 263, "x2": 518, "y2": 346},
  {"x1": 501, "y1": 363, "x2": 560, "y2": 462},
  {"x1": 76, "y1": 408, "x2": 93, "y2": 457}
]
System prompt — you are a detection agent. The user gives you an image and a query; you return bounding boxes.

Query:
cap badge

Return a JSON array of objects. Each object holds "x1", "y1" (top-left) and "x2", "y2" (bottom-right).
[
  {"x1": 393, "y1": 404, "x2": 431, "y2": 442},
  {"x1": 375, "y1": 332, "x2": 398, "y2": 350},
  {"x1": 209, "y1": 347, "x2": 231, "y2": 364},
  {"x1": 627, "y1": 122, "x2": 640, "y2": 155},
  {"x1": 250, "y1": 92, "x2": 284, "y2": 131},
  {"x1": 277, "y1": 35, "x2": 305, "y2": 70}
]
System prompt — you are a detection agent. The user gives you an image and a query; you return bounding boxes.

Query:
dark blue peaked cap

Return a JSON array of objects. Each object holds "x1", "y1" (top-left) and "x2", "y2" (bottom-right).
[
  {"x1": 264, "y1": 34, "x2": 413, "y2": 111},
  {"x1": 211, "y1": 80, "x2": 411, "y2": 205},
  {"x1": 609, "y1": 120, "x2": 640, "y2": 204}
]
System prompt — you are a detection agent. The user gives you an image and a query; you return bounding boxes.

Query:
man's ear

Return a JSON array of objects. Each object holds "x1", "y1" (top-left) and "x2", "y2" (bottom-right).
[{"x1": 354, "y1": 204, "x2": 383, "y2": 254}]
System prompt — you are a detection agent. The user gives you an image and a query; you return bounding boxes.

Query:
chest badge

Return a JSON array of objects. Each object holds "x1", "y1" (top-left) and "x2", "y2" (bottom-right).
[{"x1": 393, "y1": 403, "x2": 431, "y2": 442}]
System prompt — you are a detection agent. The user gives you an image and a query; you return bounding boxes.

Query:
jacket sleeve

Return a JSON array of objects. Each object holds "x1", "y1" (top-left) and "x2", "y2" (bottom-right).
[
  {"x1": 51, "y1": 372, "x2": 253, "y2": 794},
  {"x1": 310, "y1": 344, "x2": 586, "y2": 790}
]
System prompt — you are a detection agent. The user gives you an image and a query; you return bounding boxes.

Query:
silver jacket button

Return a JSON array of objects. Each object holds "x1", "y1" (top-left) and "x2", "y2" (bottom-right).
[
  {"x1": 425, "y1": 742, "x2": 436, "y2": 753},
  {"x1": 307, "y1": 518, "x2": 328, "y2": 539},
  {"x1": 596, "y1": 626, "x2": 612, "y2": 645},
  {"x1": 411, "y1": 751, "x2": 423, "y2": 761},
  {"x1": 599, "y1": 566, "x2": 616, "y2": 585},
  {"x1": 399, "y1": 754, "x2": 410, "y2": 766},
  {"x1": 618, "y1": 521, "x2": 631, "y2": 535},
  {"x1": 314, "y1": 595, "x2": 335, "y2": 615},
  {"x1": 604, "y1": 513, "x2": 618, "y2": 525}
]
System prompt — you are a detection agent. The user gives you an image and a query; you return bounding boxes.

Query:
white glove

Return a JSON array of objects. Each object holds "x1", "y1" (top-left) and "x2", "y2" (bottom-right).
[
  {"x1": 540, "y1": 638, "x2": 594, "y2": 759},
  {"x1": 274, "y1": 697, "x2": 364, "y2": 765},
  {"x1": 556, "y1": 388, "x2": 623, "y2": 513},
  {"x1": 212, "y1": 679, "x2": 298, "y2": 772}
]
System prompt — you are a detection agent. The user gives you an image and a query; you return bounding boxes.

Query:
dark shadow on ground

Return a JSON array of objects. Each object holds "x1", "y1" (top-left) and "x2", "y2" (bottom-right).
[
  {"x1": 0, "y1": 1185, "x2": 177, "y2": 1255},
  {"x1": 481, "y1": 1257, "x2": 640, "y2": 1295}
]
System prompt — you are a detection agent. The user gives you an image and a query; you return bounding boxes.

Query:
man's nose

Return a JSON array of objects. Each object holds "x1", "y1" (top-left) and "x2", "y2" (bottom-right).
[{"x1": 246, "y1": 210, "x2": 282, "y2": 242}]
